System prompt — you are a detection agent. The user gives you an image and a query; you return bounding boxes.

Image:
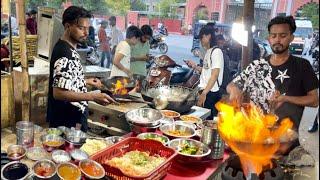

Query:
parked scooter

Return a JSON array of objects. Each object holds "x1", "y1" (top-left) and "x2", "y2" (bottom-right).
[
  {"x1": 145, "y1": 55, "x2": 200, "y2": 88},
  {"x1": 150, "y1": 34, "x2": 168, "y2": 54}
]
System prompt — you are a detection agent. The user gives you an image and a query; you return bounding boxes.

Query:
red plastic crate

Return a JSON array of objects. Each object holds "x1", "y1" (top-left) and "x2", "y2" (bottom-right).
[{"x1": 90, "y1": 137, "x2": 177, "y2": 180}]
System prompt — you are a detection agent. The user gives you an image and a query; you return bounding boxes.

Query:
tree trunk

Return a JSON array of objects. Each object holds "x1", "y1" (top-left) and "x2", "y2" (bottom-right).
[{"x1": 16, "y1": 0, "x2": 30, "y2": 121}]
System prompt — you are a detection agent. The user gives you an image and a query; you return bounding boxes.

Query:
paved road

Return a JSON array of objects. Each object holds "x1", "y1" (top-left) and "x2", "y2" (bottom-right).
[{"x1": 150, "y1": 34, "x2": 199, "y2": 65}]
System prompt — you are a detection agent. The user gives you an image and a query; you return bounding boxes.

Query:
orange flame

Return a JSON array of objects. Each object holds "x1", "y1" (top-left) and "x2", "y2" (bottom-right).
[
  {"x1": 215, "y1": 101, "x2": 294, "y2": 177},
  {"x1": 113, "y1": 79, "x2": 128, "y2": 95}
]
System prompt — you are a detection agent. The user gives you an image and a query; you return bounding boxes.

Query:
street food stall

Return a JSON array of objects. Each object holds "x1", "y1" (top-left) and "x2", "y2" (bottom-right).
[
  {"x1": 1, "y1": 2, "x2": 318, "y2": 179},
  {"x1": 1, "y1": 99, "x2": 319, "y2": 179}
]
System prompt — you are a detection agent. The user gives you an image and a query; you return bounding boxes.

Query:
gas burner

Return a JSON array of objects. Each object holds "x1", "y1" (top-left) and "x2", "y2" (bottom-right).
[{"x1": 221, "y1": 155, "x2": 284, "y2": 180}]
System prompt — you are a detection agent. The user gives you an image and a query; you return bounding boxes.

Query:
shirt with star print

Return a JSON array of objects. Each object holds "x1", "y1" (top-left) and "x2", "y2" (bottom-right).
[{"x1": 233, "y1": 55, "x2": 318, "y2": 129}]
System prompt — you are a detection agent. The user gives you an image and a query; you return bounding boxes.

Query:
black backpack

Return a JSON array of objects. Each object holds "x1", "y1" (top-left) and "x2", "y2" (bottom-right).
[{"x1": 209, "y1": 47, "x2": 232, "y2": 95}]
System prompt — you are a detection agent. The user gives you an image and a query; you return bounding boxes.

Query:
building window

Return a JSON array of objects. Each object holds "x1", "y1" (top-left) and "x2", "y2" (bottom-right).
[
  {"x1": 212, "y1": 12, "x2": 219, "y2": 21},
  {"x1": 277, "y1": 13, "x2": 286, "y2": 17}
]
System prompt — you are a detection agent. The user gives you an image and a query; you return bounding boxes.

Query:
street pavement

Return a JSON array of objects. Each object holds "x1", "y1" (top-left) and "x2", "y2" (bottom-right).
[{"x1": 150, "y1": 34, "x2": 199, "y2": 65}]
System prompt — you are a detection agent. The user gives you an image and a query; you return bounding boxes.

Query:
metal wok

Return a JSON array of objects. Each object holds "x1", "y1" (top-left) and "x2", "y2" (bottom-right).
[
  {"x1": 100, "y1": 76, "x2": 136, "y2": 98},
  {"x1": 141, "y1": 85, "x2": 198, "y2": 113}
]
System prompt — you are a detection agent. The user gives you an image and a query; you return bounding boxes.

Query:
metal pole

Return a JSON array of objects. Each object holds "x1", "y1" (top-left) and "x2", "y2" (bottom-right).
[
  {"x1": 241, "y1": 0, "x2": 254, "y2": 70},
  {"x1": 16, "y1": 0, "x2": 30, "y2": 121},
  {"x1": 8, "y1": 0, "x2": 14, "y2": 72}
]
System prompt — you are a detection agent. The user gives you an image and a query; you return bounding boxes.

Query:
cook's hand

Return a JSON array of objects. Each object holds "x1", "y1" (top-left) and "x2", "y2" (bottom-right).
[
  {"x1": 184, "y1": 60, "x2": 196, "y2": 69},
  {"x1": 228, "y1": 85, "x2": 242, "y2": 106},
  {"x1": 86, "y1": 78, "x2": 103, "y2": 88},
  {"x1": 124, "y1": 69, "x2": 133, "y2": 79},
  {"x1": 269, "y1": 90, "x2": 285, "y2": 111},
  {"x1": 197, "y1": 92, "x2": 207, "y2": 107},
  {"x1": 89, "y1": 92, "x2": 115, "y2": 105}
]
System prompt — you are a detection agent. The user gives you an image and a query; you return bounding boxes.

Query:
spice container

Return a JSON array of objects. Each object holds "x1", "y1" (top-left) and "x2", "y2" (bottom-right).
[
  {"x1": 200, "y1": 120, "x2": 225, "y2": 159},
  {"x1": 16, "y1": 121, "x2": 34, "y2": 148}
]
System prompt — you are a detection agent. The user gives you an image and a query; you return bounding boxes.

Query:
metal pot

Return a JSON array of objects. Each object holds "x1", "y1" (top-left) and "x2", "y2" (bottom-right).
[
  {"x1": 141, "y1": 85, "x2": 198, "y2": 113},
  {"x1": 128, "y1": 122, "x2": 160, "y2": 135},
  {"x1": 125, "y1": 108, "x2": 163, "y2": 127}
]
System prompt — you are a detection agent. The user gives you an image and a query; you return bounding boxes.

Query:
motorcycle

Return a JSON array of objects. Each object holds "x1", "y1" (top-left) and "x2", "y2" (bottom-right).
[
  {"x1": 158, "y1": 26, "x2": 168, "y2": 36},
  {"x1": 150, "y1": 34, "x2": 168, "y2": 54},
  {"x1": 311, "y1": 46, "x2": 319, "y2": 74},
  {"x1": 145, "y1": 55, "x2": 200, "y2": 89}
]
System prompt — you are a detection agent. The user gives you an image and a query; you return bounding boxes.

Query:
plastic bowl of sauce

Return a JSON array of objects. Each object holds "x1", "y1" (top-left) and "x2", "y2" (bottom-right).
[
  {"x1": 79, "y1": 159, "x2": 105, "y2": 179},
  {"x1": 57, "y1": 162, "x2": 81, "y2": 180},
  {"x1": 1, "y1": 161, "x2": 29, "y2": 180}
]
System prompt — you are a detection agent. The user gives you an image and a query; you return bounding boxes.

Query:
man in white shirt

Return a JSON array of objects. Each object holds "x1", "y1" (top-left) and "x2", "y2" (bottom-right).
[
  {"x1": 110, "y1": 26, "x2": 143, "y2": 78},
  {"x1": 302, "y1": 34, "x2": 312, "y2": 56},
  {"x1": 109, "y1": 16, "x2": 124, "y2": 56},
  {"x1": 185, "y1": 25, "x2": 224, "y2": 120},
  {"x1": 10, "y1": 16, "x2": 18, "y2": 35}
]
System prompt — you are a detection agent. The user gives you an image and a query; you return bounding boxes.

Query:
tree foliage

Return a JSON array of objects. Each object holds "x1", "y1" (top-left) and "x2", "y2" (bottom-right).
[
  {"x1": 130, "y1": 0, "x2": 146, "y2": 11},
  {"x1": 300, "y1": 3, "x2": 319, "y2": 29},
  {"x1": 156, "y1": 0, "x2": 179, "y2": 18},
  {"x1": 25, "y1": 0, "x2": 110, "y2": 15},
  {"x1": 105, "y1": 0, "x2": 130, "y2": 16},
  {"x1": 196, "y1": 8, "x2": 209, "y2": 20}
]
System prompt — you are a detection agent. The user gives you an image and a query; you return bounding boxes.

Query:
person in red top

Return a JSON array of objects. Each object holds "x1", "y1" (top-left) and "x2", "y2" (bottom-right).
[
  {"x1": 26, "y1": 10, "x2": 37, "y2": 35},
  {"x1": 98, "y1": 21, "x2": 111, "y2": 68}
]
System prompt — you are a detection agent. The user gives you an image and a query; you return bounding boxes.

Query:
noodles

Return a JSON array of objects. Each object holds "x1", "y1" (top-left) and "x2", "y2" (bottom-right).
[{"x1": 105, "y1": 150, "x2": 166, "y2": 177}]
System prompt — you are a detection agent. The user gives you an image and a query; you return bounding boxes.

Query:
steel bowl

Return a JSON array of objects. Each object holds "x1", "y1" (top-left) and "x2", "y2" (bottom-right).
[
  {"x1": 141, "y1": 85, "x2": 198, "y2": 113},
  {"x1": 40, "y1": 134, "x2": 65, "y2": 152},
  {"x1": 104, "y1": 136, "x2": 125, "y2": 146},
  {"x1": 159, "y1": 123, "x2": 196, "y2": 139},
  {"x1": 159, "y1": 117, "x2": 174, "y2": 125},
  {"x1": 26, "y1": 147, "x2": 48, "y2": 161},
  {"x1": 57, "y1": 126, "x2": 71, "y2": 135},
  {"x1": 137, "y1": 132, "x2": 170, "y2": 145},
  {"x1": 128, "y1": 122, "x2": 161, "y2": 135},
  {"x1": 45, "y1": 128, "x2": 63, "y2": 136},
  {"x1": 125, "y1": 108, "x2": 163, "y2": 127},
  {"x1": 70, "y1": 149, "x2": 89, "y2": 164},
  {"x1": 65, "y1": 129, "x2": 87, "y2": 144},
  {"x1": 161, "y1": 110, "x2": 181, "y2": 119},
  {"x1": 32, "y1": 159, "x2": 56, "y2": 179},
  {"x1": 33, "y1": 124, "x2": 43, "y2": 134},
  {"x1": 6, "y1": 145, "x2": 26, "y2": 161},
  {"x1": 180, "y1": 115, "x2": 202, "y2": 124},
  {"x1": 1, "y1": 161, "x2": 29, "y2": 180},
  {"x1": 79, "y1": 159, "x2": 105, "y2": 179},
  {"x1": 57, "y1": 162, "x2": 81, "y2": 180},
  {"x1": 52, "y1": 150, "x2": 71, "y2": 164},
  {"x1": 168, "y1": 138, "x2": 211, "y2": 162},
  {"x1": 174, "y1": 121, "x2": 197, "y2": 130}
]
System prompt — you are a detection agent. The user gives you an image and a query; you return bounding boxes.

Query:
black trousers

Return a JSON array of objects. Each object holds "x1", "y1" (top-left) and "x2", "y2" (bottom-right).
[{"x1": 203, "y1": 90, "x2": 222, "y2": 120}]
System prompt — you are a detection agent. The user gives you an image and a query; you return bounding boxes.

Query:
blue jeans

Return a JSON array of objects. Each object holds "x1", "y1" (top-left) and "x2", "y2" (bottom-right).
[{"x1": 100, "y1": 51, "x2": 111, "y2": 68}]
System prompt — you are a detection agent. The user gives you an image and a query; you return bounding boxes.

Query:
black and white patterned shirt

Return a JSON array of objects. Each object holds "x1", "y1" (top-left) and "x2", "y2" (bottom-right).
[
  {"x1": 47, "y1": 39, "x2": 88, "y2": 128},
  {"x1": 233, "y1": 55, "x2": 318, "y2": 129},
  {"x1": 233, "y1": 58, "x2": 276, "y2": 113}
]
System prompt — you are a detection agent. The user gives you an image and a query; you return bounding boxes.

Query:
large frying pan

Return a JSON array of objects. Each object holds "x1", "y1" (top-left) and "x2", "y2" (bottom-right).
[{"x1": 100, "y1": 76, "x2": 136, "y2": 98}]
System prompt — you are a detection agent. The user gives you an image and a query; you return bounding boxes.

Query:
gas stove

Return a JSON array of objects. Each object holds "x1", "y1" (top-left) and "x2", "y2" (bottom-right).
[
  {"x1": 209, "y1": 154, "x2": 318, "y2": 180},
  {"x1": 87, "y1": 100, "x2": 148, "y2": 136}
]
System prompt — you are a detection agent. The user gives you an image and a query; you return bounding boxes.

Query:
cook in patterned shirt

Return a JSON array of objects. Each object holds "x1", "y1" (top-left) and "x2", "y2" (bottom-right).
[{"x1": 47, "y1": 6, "x2": 115, "y2": 132}]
